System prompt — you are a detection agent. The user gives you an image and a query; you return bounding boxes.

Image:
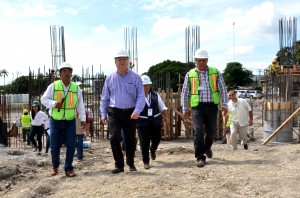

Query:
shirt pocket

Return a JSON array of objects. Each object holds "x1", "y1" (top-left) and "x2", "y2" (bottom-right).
[{"x1": 127, "y1": 83, "x2": 135, "y2": 94}]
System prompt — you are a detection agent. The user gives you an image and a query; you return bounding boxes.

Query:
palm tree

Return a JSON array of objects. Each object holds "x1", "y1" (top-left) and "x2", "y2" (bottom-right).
[{"x1": 0, "y1": 69, "x2": 9, "y2": 86}]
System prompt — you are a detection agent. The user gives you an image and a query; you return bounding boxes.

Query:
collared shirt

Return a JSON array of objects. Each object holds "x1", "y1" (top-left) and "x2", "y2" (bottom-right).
[
  {"x1": 31, "y1": 111, "x2": 48, "y2": 126},
  {"x1": 41, "y1": 82, "x2": 86, "y2": 122},
  {"x1": 181, "y1": 66, "x2": 228, "y2": 112},
  {"x1": 100, "y1": 69, "x2": 145, "y2": 118},
  {"x1": 228, "y1": 98, "x2": 252, "y2": 126}
]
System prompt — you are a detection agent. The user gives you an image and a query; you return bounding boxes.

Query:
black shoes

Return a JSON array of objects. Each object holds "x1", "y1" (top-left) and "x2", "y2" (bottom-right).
[
  {"x1": 144, "y1": 163, "x2": 150, "y2": 169},
  {"x1": 126, "y1": 162, "x2": 137, "y2": 171},
  {"x1": 129, "y1": 165, "x2": 137, "y2": 171},
  {"x1": 206, "y1": 149, "x2": 213, "y2": 158},
  {"x1": 244, "y1": 144, "x2": 248, "y2": 150},
  {"x1": 151, "y1": 151, "x2": 156, "y2": 160},
  {"x1": 197, "y1": 159, "x2": 206, "y2": 167},
  {"x1": 112, "y1": 168, "x2": 124, "y2": 174}
]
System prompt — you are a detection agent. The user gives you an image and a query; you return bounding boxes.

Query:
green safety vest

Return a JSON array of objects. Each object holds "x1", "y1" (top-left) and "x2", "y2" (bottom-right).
[
  {"x1": 21, "y1": 115, "x2": 31, "y2": 129},
  {"x1": 52, "y1": 80, "x2": 78, "y2": 120},
  {"x1": 188, "y1": 67, "x2": 220, "y2": 107}
]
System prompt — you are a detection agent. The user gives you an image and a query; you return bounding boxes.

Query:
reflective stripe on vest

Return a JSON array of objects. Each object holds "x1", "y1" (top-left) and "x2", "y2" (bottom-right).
[
  {"x1": 188, "y1": 67, "x2": 220, "y2": 107},
  {"x1": 52, "y1": 80, "x2": 78, "y2": 120}
]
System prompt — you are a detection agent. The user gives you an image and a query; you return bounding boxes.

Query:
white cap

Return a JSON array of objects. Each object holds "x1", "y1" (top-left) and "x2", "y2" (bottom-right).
[
  {"x1": 114, "y1": 49, "x2": 129, "y2": 58},
  {"x1": 58, "y1": 62, "x2": 73, "y2": 71},
  {"x1": 194, "y1": 49, "x2": 209, "y2": 59},
  {"x1": 141, "y1": 75, "x2": 152, "y2": 85}
]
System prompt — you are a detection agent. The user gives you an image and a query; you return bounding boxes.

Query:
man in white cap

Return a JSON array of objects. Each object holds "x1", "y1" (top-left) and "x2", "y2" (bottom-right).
[
  {"x1": 100, "y1": 49, "x2": 145, "y2": 174},
  {"x1": 181, "y1": 49, "x2": 228, "y2": 168},
  {"x1": 41, "y1": 62, "x2": 86, "y2": 177}
]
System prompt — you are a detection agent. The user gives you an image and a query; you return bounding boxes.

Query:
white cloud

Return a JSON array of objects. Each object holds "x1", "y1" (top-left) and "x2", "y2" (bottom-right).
[
  {"x1": 63, "y1": 7, "x2": 78, "y2": 16},
  {"x1": 92, "y1": 25, "x2": 108, "y2": 33},
  {"x1": 151, "y1": 16, "x2": 193, "y2": 37}
]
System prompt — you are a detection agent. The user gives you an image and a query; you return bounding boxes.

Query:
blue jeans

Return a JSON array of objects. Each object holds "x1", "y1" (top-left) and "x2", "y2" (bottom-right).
[
  {"x1": 50, "y1": 118, "x2": 76, "y2": 171},
  {"x1": 76, "y1": 134, "x2": 84, "y2": 160},
  {"x1": 192, "y1": 103, "x2": 218, "y2": 161}
]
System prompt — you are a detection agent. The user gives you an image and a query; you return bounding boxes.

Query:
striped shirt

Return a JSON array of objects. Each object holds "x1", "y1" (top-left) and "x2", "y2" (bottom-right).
[
  {"x1": 100, "y1": 69, "x2": 145, "y2": 118},
  {"x1": 181, "y1": 67, "x2": 228, "y2": 112}
]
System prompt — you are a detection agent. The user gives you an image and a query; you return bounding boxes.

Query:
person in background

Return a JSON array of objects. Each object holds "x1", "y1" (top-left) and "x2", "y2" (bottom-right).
[
  {"x1": 86, "y1": 105, "x2": 94, "y2": 140},
  {"x1": 226, "y1": 90, "x2": 253, "y2": 150},
  {"x1": 100, "y1": 49, "x2": 144, "y2": 174},
  {"x1": 181, "y1": 49, "x2": 228, "y2": 168},
  {"x1": 41, "y1": 62, "x2": 86, "y2": 177},
  {"x1": 76, "y1": 110, "x2": 90, "y2": 162},
  {"x1": 137, "y1": 75, "x2": 169, "y2": 169},
  {"x1": 21, "y1": 108, "x2": 31, "y2": 146},
  {"x1": 45, "y1": 108, "x2": 51, "y2": 154},
  {"x1": 29, "y1": 101, "x2": 48, "y2": 155}
]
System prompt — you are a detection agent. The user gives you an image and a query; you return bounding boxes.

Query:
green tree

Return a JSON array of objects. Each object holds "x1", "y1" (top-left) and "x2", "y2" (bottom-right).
[
  {"x1": 72, "y1": 74, "x2": 82, "y2": 82},
  {"x1": 223, "y1": 62, "x2": 253, "y2": 88},
  {"x1": 0, "y1": 69, "x2": 9, "y2": 86},
  {"x1": 10, "y1": 76, "x2": 29, "y2": 93},
  {"x1": 146, "y1": 60, "x2": 190, "y2": 91}
]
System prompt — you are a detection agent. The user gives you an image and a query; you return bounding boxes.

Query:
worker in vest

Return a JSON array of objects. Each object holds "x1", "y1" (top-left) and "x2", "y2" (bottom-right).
[
  {"x1": 269, "y1": 59, "x2": 279, "y2": 82},
  {"x1": 137, "y1": 75, "x2": 169, "y2": 169},
  {"x1": 21, "y1": 108, "x2": 31, "y2": 146},
  {"x1": 181, "y1": 49, "x2": 228, "y2": 168},
  {"x1": 41, "y1": 62, "x2": 86, "y2": 177}
]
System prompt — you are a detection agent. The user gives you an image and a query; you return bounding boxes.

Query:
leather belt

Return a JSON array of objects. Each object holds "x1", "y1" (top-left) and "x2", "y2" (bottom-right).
[{"x1": 110, "y1": 107, "x2": 134, "y2": 112}]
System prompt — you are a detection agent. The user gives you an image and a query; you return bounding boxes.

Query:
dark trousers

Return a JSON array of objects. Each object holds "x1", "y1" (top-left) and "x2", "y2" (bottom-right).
[
  {"x1": 22, "y1": 128, "x2": 31, "y2": 145},
  {"x1": 138, "y1": 124, "x2": 161, "y2": 164},
  {"x1": 29, "y1": 126, "x2": 44, "y2": 152},
  {"x1": 108, "y1": 107, "x2": 137, "y2": 168},
  {"x1": 192, "y1": 103, "x2": 218, "y2": 161}
]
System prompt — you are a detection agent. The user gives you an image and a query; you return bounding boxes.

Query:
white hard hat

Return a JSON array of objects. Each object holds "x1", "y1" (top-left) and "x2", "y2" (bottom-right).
[
  {"x1": 58, "y1": 62, "x2": 73, "y2": 72},
  {"x1": 114, "y1": 49, "x2": 129, "y2": 58},
  {"x1": 141, "y1": 75, "x2": 152, "y2": 85},
  {"x1": 194, "y1": 49, "x2": 209, "y2": 59}
]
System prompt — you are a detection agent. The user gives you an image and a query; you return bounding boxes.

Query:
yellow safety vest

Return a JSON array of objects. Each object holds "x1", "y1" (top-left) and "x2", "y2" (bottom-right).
[
  {"x1": 21, "y1": 115, "x2": 31, "y2": 129},
  {"x1": 188, "y1": 67, "x2": 220, "y2": 107},
  {"x1": 52, "y1": 80, "x2": 78, "y2": 120}
]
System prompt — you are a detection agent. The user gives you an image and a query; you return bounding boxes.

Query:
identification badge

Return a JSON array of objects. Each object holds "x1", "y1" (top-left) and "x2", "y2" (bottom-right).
[{"x1": 148, "y1": 109, "x2": 153, "y2": 116}]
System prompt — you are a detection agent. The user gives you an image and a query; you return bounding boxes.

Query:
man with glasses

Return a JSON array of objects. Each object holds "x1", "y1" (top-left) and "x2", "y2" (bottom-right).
[
  {"x1": 181, "y1": 49, "x2": 228, "y2": 168},
  {"x1": 226, "y1": 90, "x2": 253, "y2": 150},
  {"x1": 100, "y1": 49, "x2": 145, "y2": 173}
]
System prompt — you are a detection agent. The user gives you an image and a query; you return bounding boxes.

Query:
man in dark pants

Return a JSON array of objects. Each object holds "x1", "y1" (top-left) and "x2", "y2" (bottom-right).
[
  {"x1": 181, "y1": 49, "x2": 228, "y2": 167},
  {"x1": 100, "y1": 49, "x2": 145, "y2": 174}
]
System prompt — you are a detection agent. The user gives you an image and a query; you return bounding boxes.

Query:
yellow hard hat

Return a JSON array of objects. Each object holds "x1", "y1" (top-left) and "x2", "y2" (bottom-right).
[
  {"x1": 272, "y1": 59, "x2": 277, "y2": 63},
  {"x1": 23, "y1": 109, "x2": 29, "y2": 113}
]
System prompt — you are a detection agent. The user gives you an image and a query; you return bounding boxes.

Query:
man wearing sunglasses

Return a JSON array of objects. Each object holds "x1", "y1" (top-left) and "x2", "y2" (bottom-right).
[{"x1": 226, "y1": 90, "x2": 253, "y2": 150}]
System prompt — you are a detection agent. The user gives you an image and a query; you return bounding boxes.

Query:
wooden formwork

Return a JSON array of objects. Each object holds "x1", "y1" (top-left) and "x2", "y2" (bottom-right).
[{"x1": 157, "y1": 89, "x2": 224, "y2": 140}]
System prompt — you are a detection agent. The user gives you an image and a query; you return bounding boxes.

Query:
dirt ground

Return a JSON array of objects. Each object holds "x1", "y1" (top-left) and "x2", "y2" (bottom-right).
[
  {"x1": 1, "y1": 99, "x2": 300, "y2": 198},
  {"x1": 0, "y1": 133, "x2": 299, "y2": 198}
]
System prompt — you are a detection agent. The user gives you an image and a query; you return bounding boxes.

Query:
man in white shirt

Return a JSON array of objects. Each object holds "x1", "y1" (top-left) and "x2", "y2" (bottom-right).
[{"x1": 226, "y1": 90, "x2": 253, "y2": 150}]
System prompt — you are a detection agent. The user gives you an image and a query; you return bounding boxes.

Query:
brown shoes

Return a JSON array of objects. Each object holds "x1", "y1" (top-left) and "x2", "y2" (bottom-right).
[
  {"x1": 65, "y1": 170, "x2": 76, "y2": 177},
  {"x1": 51, "y1": 167, "x2": 58, "y2": 176}
]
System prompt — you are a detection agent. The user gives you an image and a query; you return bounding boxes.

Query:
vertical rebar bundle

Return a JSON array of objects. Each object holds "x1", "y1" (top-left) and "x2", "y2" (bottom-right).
[
  {"x1": 50, "y1": 25, "x2": 66, "y2": 71},
  {"x1": 124, "y1": 26, "x2": 138, "y2": 73},
  {"x1": 278, "y1": 17, "x2": 297, "y2": 65},
  {"x1": 185, "y1": 25, "x2": 200, "y2": 64}
]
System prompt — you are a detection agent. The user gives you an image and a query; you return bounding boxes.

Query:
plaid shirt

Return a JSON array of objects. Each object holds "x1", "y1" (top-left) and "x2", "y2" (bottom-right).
[{"x1": 181, "y1": 67, "x2": 228, "y2": 112}]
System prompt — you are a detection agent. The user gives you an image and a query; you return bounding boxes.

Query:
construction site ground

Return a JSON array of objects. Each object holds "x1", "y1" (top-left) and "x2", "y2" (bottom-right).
[{"x1": 0, "y1": 98, "x2": 300, "y2": 198}]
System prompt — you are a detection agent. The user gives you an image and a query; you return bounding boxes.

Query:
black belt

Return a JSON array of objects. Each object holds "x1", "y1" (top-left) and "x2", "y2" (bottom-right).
[
  {"x1": 110, "y1": 107, "x2": 134, "y2": 112},
  {"x1": 199, "y1": 102, "x2": 215, "y2": 105}
]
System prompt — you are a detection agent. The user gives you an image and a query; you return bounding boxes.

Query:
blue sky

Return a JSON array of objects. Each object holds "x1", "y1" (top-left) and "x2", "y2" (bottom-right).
[{"x1": 0, "y1": 0, "x2": 300, "y2": 85}]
